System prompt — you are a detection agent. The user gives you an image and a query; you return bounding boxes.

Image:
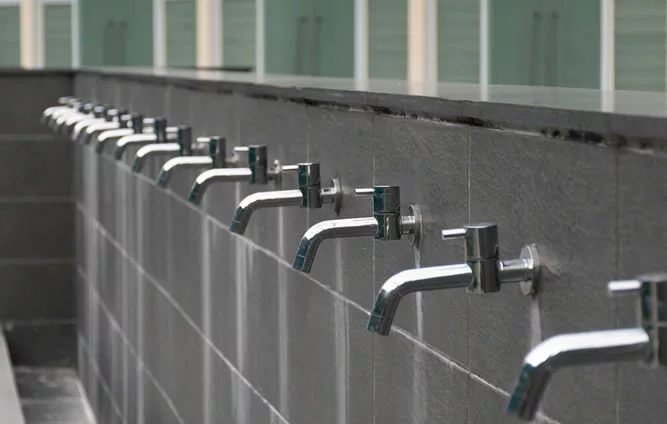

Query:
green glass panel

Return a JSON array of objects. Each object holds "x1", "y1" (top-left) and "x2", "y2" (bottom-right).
[
  {"x1": 44, "y1": 4, "x2": 72, "y2": 68},
  {"x1": 80, "y1": 0, "x2": 115, "y2": 66},
  {"x1": 314, "y1": 0, "x2": 353, "y2": 77},
  {"x1": 223, "y1": 0, "x2": 255, "y2": 67},
  {"x1": 122, "y1": 0, "x2": 153, "y2": 66},
  {"x1": 616, "y1": 0, "x2": 666, "y2": 92},
  {"x1": 550, "y1": 0, "x2": 600, "y2": 89},
  {"x1": 369, "y1": 0, "x2": 407, "y2": 79},
  {"x1": 0, "y1": 6, "x2": 20, "y2": 67},
  {"x1": 490, "y1": 0, "x2": 538, "y2": 85},
  {"x1": 265, "y1": 0, "x2": 312, "y2": 75},
  {"x1": 166, "y1": 0, "x2": 196, "y2": 66},
  {"x1": 438, "y1": 0, "x2": 479, "y2": 83}
]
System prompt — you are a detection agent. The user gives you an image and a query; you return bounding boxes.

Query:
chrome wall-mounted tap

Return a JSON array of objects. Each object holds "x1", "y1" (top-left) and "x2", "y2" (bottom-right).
[
  {"x1": 292, "y1": 185, "x2": 421, "y2": 273},
  {"x1": 41, "y1": 96, "x2": 77, "y2": 126},
  {"x1": 54, "y1": 102, "x2": 93, "y2": 132},
  {"x1": 132, "y1": 126, "x2": 209, "y2": 173},
  {"x1": 366, "y1": 223, "x2": 539, "y2": 335},
  {"x1": 156, "y1": 137, "x2": 240, "y2": 188},
  {"x1": 68, "y1": 104, "x2": 110, "y2": 138},
  {"x1": 113, "y1": 117, "x2": 178, "y2": 160},
  {"x1": 507, "y1": 274, "x2": 667, "y2": 421},
  {"x1": 229, "y1": 162, "x2": 342, "y2": 234},
  {"x1": 187, "y1": 144, "x2": 298, "y2": 205},
  {"x1": 95, "y1": 114, "x2": 153, "y2": 154},
  {"x1": 77, "y1": 108, "x2": 129, "y2": 144}
]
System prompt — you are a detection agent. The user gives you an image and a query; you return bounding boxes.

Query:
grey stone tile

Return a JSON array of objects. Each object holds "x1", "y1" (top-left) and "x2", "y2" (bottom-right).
[
  {"x1": 167, "y1": 302, "x2": 204, "y2": 424},
  {"x1": 141, "y1": 277, "x2": 175, "y2": 405},
  {"x1": 14, "y1": 367, "x2": 81, "y2": 400},
  {"x1": 0, "y1": 139, "x2": 72, "y2": 197},
  {"x1": 208, "y1": 220, "x2": 237, "y2": 363},
  {"x1": 167, "y1": 195, "x2": 204, "y2": 327},
  {"x1": 467, "y1": 376, "x2": 522, "y2": 424},
  {"x1": 124, "y1": 346, "x2": 139, "y2": 424},
  {"x1": 142, "y1": 373, "x2": 181, "y2": 424},
  {"x1": 0, "y1": 76, "x2": 73, "y2": 134},
  {"x1": 307, "y1": 106, "x2": 376, "y2": 310},
  {"x1": 0, "y1": 201, "x2": 73, "y2": 259},
  {"x1": 165, "y1": 86, "x2": 192, "y2": 125},
  {"x1": 98, "y1": 154, "x2": 119, "y2": 239},
  {"x1": 4, "y1": 322, "x2": 76, "y2": 367},
  {"x1": 372, "y1": 115, "x2": 470, "y2": 363},
  {"x1": 209, "y1": 344, "x2": 272, "y2": 424},
  {"x1": 109, "y1": 327, "x2": 125, "y2": 416},
  {"x1": 0, "y1": 263, "x2": 74, "y2": 320},
  {"x1": 131, "y1": 82, "x2": 167, "y2": 119},
  {"x1": 122, "y1": 258, "x2": 139, "y2": 352},
  {"x1": 282, "y1": 268, "x2": 373, "y2": 424},
  {"x1": 617, "y1": 150, "x2": 667, "y2": 423},
  {"x1": 191, "y1": 91, "x2": 236, "y2": 142},
  {"x1": 140, "y1": 178, "x2": 171, "y2": 288},
  {"x1": 469, "y1": 128, "x2": 618, "y2": 422},
  {"x1": 373, "y1": 331, "x2": 468, "y2": 424}
]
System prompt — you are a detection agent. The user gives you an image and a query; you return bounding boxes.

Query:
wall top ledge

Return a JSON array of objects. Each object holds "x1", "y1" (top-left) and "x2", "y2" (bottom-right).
[{"x1": 41, "y1": 66, "x2": 667, "y2": 146}]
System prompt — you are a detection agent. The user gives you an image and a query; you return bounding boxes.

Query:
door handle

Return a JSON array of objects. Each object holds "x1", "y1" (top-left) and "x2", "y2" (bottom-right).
[
  {"x1": 312, "y1": 16, "x2": 323, "y2": 76},
  {"x1": 546, "y1": 12, "x2": 559, "y2": 86},
  {"x1": 296, "y1": 16, "x2": 307, "y2": 74},
  {"x1": 529, "y1": 12, "x2": 541, "y2": 86}
]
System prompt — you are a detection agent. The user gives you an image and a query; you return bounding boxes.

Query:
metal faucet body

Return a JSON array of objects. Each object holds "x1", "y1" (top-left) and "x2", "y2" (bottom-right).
[
  {"x1": 507, "y1": 273, "x2": 667, "y2": 421},
  {"x1": 42, "y1": 97, "x2": 76, "y2": 125},
  {"x1": 229, "y1": 162, "x2": 342, "y2": 234},
  {"x1": 292, "y1": 185, "x2": 420, "y2": 273},
  {"x1": 133, "y1": 127, "x2": 212, "y2": 173},
  {"x1": 156, "y1": 137, "x2": 229, "y2": 187},
  {"x1": 67, "y1": 104, "x2": 108, "y2": 137},
  {"x1": 96, "y1": 115, "x2": 152, "y2": 153},
  {"x1": 187, "y1": 144, "x2": 296, "y2": 205},
  {"x1": 113, "y1": 118, "x2": 177, "y2": 160},
  {"x1": 367, "y1": 223, "x2": 539, "y2": 335}
]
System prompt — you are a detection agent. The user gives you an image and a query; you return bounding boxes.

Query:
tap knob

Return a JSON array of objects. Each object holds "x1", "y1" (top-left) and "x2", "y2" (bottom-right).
[
  {"x1": 248, "y1": 145, "x2": 269, "y2": 184},
  {"x1": 153, "y1": 117, "x2": 167, "y2": 142},
  {"x1": 441, "y1": 223, "x2": 499, "y2": 261},
  {"x1": 177, "y1": 126, "x2": 193, "y2": 155},
  {"x1": 92, "y1": 105, "x2": 107, "y2": 118},
  {"x1": 207, "y1": 136, "x2": 227, "y2": 167},
  {"x1": 119, "y1": 114, "x2": 133, "y2": 128},
  {"x1": 608, "y1": 274, "x2": 667, "y2": 367},
  {"x1": 355, "y1": 185, "x2": 402, "y2": 240},
  {"x1": 130, "y1": 113, "x2": 144, "y2": 133},
  {"x1": 298, "y1": 163, "x2": 322, "y2": 208}
]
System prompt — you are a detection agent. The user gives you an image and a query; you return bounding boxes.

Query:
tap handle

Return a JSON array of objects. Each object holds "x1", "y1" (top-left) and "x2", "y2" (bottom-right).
[
  {"x1": 153, "y1": 117, "x2": 167, "y2": 142},
  {"x1": 234, "y1": 146, "x2": 249, "y2": 154},
  {"x1": 80, "y1": 102, "x2": 94, "y2": 114},
  {"x1": 207, "y1": 136, "x2": 226, "y2": 167},
  {"x1": 58, "y1": 96, "x2": 73, "y2": 105},
  {"x1": 441, "y1": 223, "x2": 499, "y2": 260},
  {"x1": 354, "y1": 188, "x2": 375, "y2": 196},
  {"x1": 119, "y1": 114, "x2": 133, "y2": 128},
  {"x1": 248, "y1": 145, "x2": 269, "y2": 184},
  {"x1": 93, "y1": 105, "x2": 107, "y2": 118},
  {"x1": 298, "y1": 162, "x2": 323, "y2": 208},
  {"x1": 130, "y1": 113, "x2": 144, "y2": 133},
  {"x1": 282, "y1": 164, "x2": 300, "y2": 173},
  {"x1": 608, "y1": 274, "x2": 667, "y2": 367},
  {"x1": 177, "y1": 126, "x2": 193, "y2": 155}
]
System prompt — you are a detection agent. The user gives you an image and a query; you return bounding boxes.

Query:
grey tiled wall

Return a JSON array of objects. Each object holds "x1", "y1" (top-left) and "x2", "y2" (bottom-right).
[
  {"x1": 0, "y1": 73, "x2": 76, "y2": 367},
  {"x1": 75, "y1": 72, "x2": 667, "y2": 424}
]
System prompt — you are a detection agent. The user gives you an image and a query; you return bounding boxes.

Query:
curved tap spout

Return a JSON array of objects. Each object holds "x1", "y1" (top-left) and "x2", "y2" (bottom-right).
[
  {"x1": 113, "y1": 128, "x2": 177, "y2": 160},
  {"x1": 507, "y1": 329, "x2": 650, "y2": 421},
  {"x1": 292, "y1": 217, "x2": 378, "y2": 273},
  {"x1": 188, "y1": 168, "x2": 253, "y2": 205},
  {"x1": 79, "y1": 121, "x2": 120, "y2": 144},
  {"x1": 133, "y1": 143, "x2": 181, "y2": 173},
  {"x1": 49, "y1": 108, "x2": 78, "y2": 128},
  {"x1": 95, "y1": 128, "x2": 135, "y2": 153},
  {"x1": 57, "y1": 112, "x2": 88, "y2": 134},
  {"x1": 230, "y1": 190, "x2": 303, "y2": 234},
  {"x1": 368, "y1": 264, "x2": 473, "y2": 335},
  {"x1": 157, "y1": 156, "x2": 213, "y2": 187},
  {"x1": 70, "y1": 117, "x2": 104, "y2": 139}
]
